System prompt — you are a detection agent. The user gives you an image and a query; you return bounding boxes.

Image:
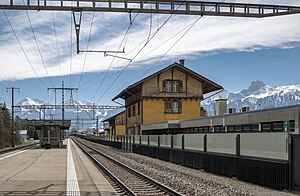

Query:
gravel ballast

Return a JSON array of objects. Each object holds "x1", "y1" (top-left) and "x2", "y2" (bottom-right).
[{"x1": 79, "y1": 138, "x2": 295, "y2": 196}]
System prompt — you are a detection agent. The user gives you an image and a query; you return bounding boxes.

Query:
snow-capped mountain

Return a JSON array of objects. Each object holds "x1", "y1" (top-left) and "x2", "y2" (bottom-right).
[
  {"x1": 15, "y1": 97, "x2": 119, "y2": 131},
  {"x1": 202, "y1": 81, "x2": 300, "y2": 116}
]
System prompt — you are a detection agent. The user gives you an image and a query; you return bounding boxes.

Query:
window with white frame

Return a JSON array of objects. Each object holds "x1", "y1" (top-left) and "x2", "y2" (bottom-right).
[
  {"x1": 172, "y1": 101, "x2": 179, "y2": 113},
  {"x1": 173, "y1": 80, "x2": 180, "y2": 92},
  {"x1": 165, "y1": 101, "x2": 182, "y2": 113},
  {"x1": 165, "y1": 80, "x2": 172, "y2": 92},
  {"x1": 163, "y1": 80, "x2": 182, "y2": 92}
]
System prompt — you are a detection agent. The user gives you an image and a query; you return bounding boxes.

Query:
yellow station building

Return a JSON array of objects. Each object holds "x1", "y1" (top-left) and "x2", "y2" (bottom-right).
[{"x1": 112, "y1": 59, "x2": 223, "y2": 135}]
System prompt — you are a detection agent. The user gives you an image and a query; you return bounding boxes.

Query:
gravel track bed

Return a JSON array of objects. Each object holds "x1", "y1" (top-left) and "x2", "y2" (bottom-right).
[
  {"x1": 80, "y1": 139, "x2": 294, "y2": 196},
  {"x1": 86, "y1": 148, "x2": 170, "y2": 196}
]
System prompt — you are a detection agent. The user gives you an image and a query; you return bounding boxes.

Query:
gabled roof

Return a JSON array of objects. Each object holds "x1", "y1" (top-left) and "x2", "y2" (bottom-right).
[
  {"x1": 112, "y1": 62, "x2": 223, "y2": 100},
  {"x1": 102, "y1": 109, "x2": 125, "y2": 122}
]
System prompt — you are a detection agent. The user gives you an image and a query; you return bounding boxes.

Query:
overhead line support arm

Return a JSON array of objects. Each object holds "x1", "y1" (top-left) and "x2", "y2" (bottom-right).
[{"x1": 0, "y1": 1, "x2": 299, "y2": 17}]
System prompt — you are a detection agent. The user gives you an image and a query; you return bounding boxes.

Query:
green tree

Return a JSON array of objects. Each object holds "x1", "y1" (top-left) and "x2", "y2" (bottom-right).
[
  {"x1": 0, "y1": 103, "x2": 11, "y2": 148},
  {"x1": 0, "y1": 103, "x2": 21, "y2": 148}
]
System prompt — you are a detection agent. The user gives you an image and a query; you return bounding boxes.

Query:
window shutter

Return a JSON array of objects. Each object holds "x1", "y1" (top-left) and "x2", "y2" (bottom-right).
[
  {"x1": 179, "y1": 80, "x2": 183, "y2": 92},
  {"x1": 179, "y1": 101, "x2": 182, "y2": 113},
  {"x1": 163, "y1": 80, "x2": 166, "y2": 92},
  {"x1": 164, "y1": 101, "x2": 167, "y2": 113}
]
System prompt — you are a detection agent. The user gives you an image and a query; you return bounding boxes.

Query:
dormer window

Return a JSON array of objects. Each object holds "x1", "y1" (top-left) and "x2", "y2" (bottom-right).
[{"x1": 163, "y1": 80, "x2": 182, "y2": 92}]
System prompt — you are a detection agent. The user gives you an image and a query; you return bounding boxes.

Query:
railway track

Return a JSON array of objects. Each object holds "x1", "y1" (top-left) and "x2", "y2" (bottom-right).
[
  {"x1": 72, "y1": 137, "x2": 182, "y2": 196},
  {"x1": 0, "y1": 143, "x2": 38, "y2": 155}
]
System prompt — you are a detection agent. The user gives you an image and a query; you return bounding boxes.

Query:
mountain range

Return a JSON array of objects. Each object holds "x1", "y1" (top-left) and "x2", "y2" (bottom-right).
[
  {"x1": 14, "y1": 80, "x2": 300, "y2": 129},
  {"x1": 15, "y1": 98, "x2": 117, "y2": 131},
  {"x1": 202, "y1": 80, "x2": 300, "y2": 116}
]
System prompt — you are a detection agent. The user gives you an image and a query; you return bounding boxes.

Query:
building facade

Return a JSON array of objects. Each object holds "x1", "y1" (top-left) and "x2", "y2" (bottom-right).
[
  {"x1": 112, "y1": 59, "x2": 223, "y2": 135},
  {"x1": 141, "y1": 104, "x2": 300, "y2": 135},
  {"x1": 103, "y1": 111, "x2": 126, "y2": 136}
]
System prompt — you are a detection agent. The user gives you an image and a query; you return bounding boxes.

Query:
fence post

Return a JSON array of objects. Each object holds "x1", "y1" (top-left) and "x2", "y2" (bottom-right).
[
  {"x1": 182, "y1": 135, "x2": 185, "y2": 150},
  {"x1": 171, "y1": 135, "x2": 174, "y2": 149},
  {"x1": 139, "y1": 135, "x2": 142, "y2": 145},
  {"x1": 120, "y1": 136, "x2": 122, "y2": 148},
  {"x1": 126, "y1": 135, "x2": 128, "y2": 150},
  {"x1": 158, "y1": 135, "x2": 160, "y2": 148},
  {"x1": 236, "y1": 134, "x2": 240, "y2": 156},
  {"x1": 129, "y1": 135, "x2": 132, "y2": 151},
  {"x1": 204, "y1": 134, "x2": 207, "y2": 152},
  {"x1": 147, "y1": 135, "x2": 150, "y2": 146}
]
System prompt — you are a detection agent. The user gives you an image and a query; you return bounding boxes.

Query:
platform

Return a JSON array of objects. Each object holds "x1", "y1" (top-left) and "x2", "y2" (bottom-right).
[{"x1": 0, "y1": 139, "x2": 116, "y2": 195}]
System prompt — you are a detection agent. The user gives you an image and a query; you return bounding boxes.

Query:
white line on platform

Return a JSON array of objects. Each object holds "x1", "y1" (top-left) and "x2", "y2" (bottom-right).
[
  {"x1": 67, "y1": 139, "x2": 81, "y2": 196},
  {"x1": 0, "y1": 150, "x2": 28, "y2": 161}
]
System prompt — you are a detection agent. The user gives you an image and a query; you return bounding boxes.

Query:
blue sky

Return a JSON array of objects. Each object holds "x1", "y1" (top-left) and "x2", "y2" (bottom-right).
[{"x1": 0, "y1": 0, "x2": 300, "y2": 108}]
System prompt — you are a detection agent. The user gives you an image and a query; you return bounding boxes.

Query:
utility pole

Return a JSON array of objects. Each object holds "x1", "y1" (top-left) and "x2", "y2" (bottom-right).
[
  {"x1": 48, "y1": 81, "x2": 78, "y2": 122},
  {"x1": 76, "y1": 107, "x2": 79, "y2": 131},
  {"x1": 96, "y1": 116, "x2": 99, "y2": 135},
  {"x1": 48, "y1": 81, "x2": 78, "y2": 141},
  {"x1": 6, "y1": 87, "x2": 19, "y2": 147}
]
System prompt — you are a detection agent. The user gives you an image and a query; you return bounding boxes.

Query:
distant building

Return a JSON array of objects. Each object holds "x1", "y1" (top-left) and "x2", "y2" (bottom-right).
[
  {"x1": 103, "y1": 110, "x2": 126, "y2": 136},
  {"x1": 19, "y1": 130, "x2": 28, "y2": 141},
  {"x1": 141, "y1": 103, "x2": 300, "y2": 135},
  {"x1": 112, "y1": 59, "x2": 223, "y2": 135}
]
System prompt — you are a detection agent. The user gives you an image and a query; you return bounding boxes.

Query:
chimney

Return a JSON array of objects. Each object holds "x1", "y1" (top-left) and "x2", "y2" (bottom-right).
[
  {"x1": 214, "y1": 99, "x2": 227, "y2": 116},
  {"x1": 179, "y1": 59, "x2": 185, "y2": 66}
]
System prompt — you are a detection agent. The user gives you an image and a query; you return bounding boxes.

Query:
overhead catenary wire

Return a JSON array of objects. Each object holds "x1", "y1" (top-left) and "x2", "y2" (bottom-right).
[
  {"x1": 139, "y1": 16, "x2": 203, "y2": 79},
  {"x1": 95, "y1": 3, "x2": 186, "y2": 103},
  {"x1": 23, "y1": 6, "x2": 55, "y2": 88},
  {"x1": 146, "y1": 11, "x2": 153, "y2": 43},
  {"x1": 77, "y1": 12, "x2": 95, "y2": 88},
  {"x1": 0, "y1": 95, "x2": 11, "y2": 104},
  {"x1": 138, "y1": 0, "x2": 227, "y2": 79},
  {"x1": 90, "y1": 12, "x2": 140, "y2": 101},
  {"x1": 135, "y1": 18, "x2": 199, "y2": 68},
  {"x1": 51, "y1": 9, "x2": 63, "y2": 83},
  {"x1": 70, "y1": 11, "x2": 73, "y2": 87},
  {"x1": 2, "y1": 10, "x2": 48, "y2": 89},
  {"x1": 77, "y1": 12, "x2": 151, "y2": 91}
]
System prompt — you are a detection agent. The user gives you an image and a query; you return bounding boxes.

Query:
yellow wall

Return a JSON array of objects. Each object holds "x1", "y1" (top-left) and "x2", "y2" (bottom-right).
[
  {"x1": 127, "y1": 101, "x2": 142, "y2": 128},
  {"x1": 143, "y1": 98, "x2": 200, "y2": 124},
  {"x1": 115, "y1": 125, "x2": 125, "y2": 135}
]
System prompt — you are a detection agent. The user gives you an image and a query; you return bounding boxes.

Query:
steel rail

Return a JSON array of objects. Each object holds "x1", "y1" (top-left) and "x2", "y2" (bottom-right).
[
  {"x1": 0, "y1": 143, "x2": 38, "y2": 155},
  {"x1": 72, "y1": 138, "x2": 136, "y2": 196},
  {"x1": 73, "y1": 137, "x2": 183, "y2": 196}
]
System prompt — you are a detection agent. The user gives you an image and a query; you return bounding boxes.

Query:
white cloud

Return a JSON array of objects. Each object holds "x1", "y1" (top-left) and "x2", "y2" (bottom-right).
[{"x1": 0, "y1": 0, "x2": 300, "y2": 82}]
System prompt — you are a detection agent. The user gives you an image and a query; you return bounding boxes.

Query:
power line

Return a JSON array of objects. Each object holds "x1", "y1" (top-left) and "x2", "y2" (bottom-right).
[
  {"x1": 90, "y1": 12, "x2": 139, "y2": 101},
  {"x1": 95, "y1": 7, "x2": 184, "y2": 103},
  {"x1": 69, "y1": 12, "x2": 73, "y2": 87},
  {"x1": 77, "y1": 13, "x2": 145, "y2": 91},
  {"x1": 139, "y1": 16, "x2": 202, "y2": 79},
  {"x1": 139, "y1": 0, "x2": 227, "y2": 79},
  {"x1": 77, "y1": 12, "x2": 95, "y2": 88},
  {"x1": 23, "y1": 7, "x2": 55, "y2": 87},
  {"x1": 0, "y1": 95, "x2": 11, "y2": 104},
  {"x1": 146, "y1": 8, "x2": 153, "y2": 44},
  {"x1": 78, "y1": 71, "x2": 119, "y2": 92},
  {"x1": 6, "y1": 86, "x2": 20, "y2": 147},
  {"x1": 51, "y1": 10, "x2": 63, "y2": 82},
  {"x1": 2, "y1": 10, "x2": 48, "y2": 89}
]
